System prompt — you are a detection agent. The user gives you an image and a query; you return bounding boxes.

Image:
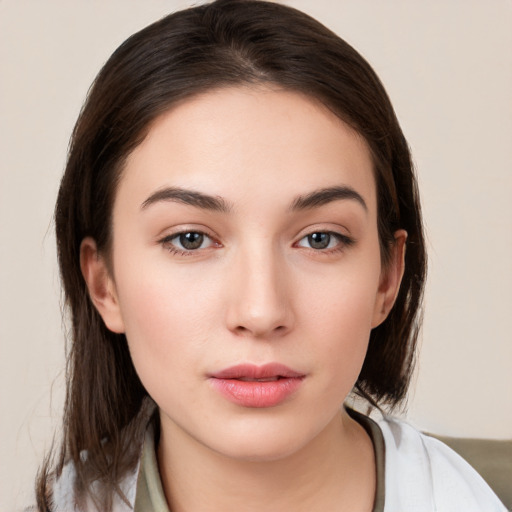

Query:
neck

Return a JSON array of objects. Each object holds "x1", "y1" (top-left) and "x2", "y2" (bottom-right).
[{"x1": 157, "y1": 409, "x2": 376, "y2": 512}]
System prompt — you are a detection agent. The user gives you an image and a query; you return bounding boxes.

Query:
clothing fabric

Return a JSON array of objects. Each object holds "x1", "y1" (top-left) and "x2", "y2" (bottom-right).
[
  {"x1": 50, "y1": 412, "x2": 507, "y2": 512},
  {"x1": 376, "y1": 414, "x2": 507, "y2": 511}
]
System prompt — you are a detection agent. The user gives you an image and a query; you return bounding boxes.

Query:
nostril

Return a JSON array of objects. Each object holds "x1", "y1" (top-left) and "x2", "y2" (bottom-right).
[{"x1": 233, "y1": 323, "x2": 287, "y2": 337}]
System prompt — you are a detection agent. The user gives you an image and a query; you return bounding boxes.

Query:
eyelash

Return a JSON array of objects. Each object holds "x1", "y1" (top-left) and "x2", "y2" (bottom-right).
[
  {"x1": 295, "y1": 231, "x2": 355, "y2": 254},
  {"x1": 159, "y1": 230, "x2": 219, "y2": 256},
  {"x1": 159, "y1": 230, "x2": 354, "y2": 256}
]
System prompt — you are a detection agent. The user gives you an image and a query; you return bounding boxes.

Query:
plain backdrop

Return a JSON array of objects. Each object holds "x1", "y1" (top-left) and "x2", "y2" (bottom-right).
[{"x1": 1, "y1": 1, "x2": 511, "y2": 510}]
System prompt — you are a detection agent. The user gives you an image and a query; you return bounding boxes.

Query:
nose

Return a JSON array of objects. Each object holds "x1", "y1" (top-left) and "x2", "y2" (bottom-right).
[{"x1": 225, "y1": 243, "x2": 294, "y2": 339}]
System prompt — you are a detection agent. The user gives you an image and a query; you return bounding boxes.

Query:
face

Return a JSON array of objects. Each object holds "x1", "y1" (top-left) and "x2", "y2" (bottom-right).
[{"x1": 83, "y1": 87, "x2": 403, "y2": 462}]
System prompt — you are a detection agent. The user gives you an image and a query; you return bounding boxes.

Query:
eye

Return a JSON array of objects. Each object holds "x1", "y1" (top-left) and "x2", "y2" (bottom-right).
[
  {"x1": 161, "y1": 231, "x2": 216, "y2": 253},
  {"x1": 296, "y1": 231, "x2": 352, "y2": 251}
]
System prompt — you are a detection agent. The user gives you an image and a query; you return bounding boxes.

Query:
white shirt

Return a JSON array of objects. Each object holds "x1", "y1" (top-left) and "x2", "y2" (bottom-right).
[{"x1": 375, "y1": 414, "x2": 507, "y2": 511}]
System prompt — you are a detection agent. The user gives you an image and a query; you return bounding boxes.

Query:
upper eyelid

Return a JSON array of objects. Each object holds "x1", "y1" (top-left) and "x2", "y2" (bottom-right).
[
  {"x1": 162, "y1": 229, "x2": 210, "y2": 240},
  {"x1": 157, "y1": 226, "x2": 218, "y2": 241},
  {"x1": 296, "y1": 230, "x2": 352, "y2": 244},
  {"x1": 294, "y1": 223, "x2": 352, "y2": 240}
]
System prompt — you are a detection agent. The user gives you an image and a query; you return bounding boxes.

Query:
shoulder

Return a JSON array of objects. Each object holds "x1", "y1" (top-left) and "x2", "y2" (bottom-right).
[
  {"x1": 375, "y1": 414, "x2": 507, "y2": 512},
  {"x1": 50, "y1": 460, "x2": 139, "y2": 512}
]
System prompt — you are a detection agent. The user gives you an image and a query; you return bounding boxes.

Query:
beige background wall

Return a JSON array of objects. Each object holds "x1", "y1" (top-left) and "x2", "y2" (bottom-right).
[{"x1": 1, "y1": 1, "x2": 511, "y2": 510}]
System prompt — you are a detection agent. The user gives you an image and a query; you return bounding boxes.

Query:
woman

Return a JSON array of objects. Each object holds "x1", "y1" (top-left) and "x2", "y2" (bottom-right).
[{"x1": 36, "y1": 0, "x2": 506, "y2": 510}]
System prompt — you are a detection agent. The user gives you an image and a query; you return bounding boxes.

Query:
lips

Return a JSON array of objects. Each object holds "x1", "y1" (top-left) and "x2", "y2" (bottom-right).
[{"x1": 208, "y1": 363, "x2": 305, "y2": 408}]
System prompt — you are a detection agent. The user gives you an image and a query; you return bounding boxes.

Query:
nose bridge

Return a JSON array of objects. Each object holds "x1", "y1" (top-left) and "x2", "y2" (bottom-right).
[{"x1": 226, "y1": 237, "x2": 292, "y2": 337}]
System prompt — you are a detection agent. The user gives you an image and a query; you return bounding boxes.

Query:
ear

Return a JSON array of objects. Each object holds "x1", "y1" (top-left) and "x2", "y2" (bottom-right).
[
  {"x1": 80, "y1": 237, "x2": 125, "y2": 333},
  {"x1": 372, "y1": 229, "x2": 407, "y2": 328}
]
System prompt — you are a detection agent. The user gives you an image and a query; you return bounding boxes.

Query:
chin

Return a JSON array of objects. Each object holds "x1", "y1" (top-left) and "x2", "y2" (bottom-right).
[
  {"x1": 214, "y1": 436, "x2": 305, "y2": 463},
  {"x1": 204, "y1": 417, "x2": 320, "y2": 463}
]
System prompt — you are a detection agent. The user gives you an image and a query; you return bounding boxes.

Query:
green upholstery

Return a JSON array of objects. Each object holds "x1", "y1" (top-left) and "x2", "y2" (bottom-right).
[{"x1": 428, "y1": 434, "x2": 512, "y2": 510}]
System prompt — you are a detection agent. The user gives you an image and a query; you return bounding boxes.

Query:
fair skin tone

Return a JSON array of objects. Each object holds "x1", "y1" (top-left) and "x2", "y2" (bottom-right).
[{"x1": 81, "y1": 87, "x2": 406, "y2": 511}]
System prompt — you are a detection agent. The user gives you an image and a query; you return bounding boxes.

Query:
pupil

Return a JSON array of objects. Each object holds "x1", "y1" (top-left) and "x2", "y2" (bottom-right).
[
  {"x1": 309, "y1": 232, "x2": 330, "y2": 249},
  {"x1": 180, "y1": 232, "x2": 203, "y2": 250}
]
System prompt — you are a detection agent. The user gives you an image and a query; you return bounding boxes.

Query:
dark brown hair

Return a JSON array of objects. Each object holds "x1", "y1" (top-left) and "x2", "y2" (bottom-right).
[{"x1": 38, "y1": 0, "x2": 426, "y2": 509}]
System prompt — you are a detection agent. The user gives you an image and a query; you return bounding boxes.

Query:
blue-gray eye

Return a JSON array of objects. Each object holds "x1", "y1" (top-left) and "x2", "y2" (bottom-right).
[
  {"x1": 308, "y1": 232, "x2": 330, "y2": 249},
  {"x1": 161, "y1": 230, "x2": 217, "y2": 254},
  {"x1": 177, "y1": 232, "x2": 205, "y2": 250},
  {"x1": 297, "y1": 232, "x2": 343, "y2": 250}
]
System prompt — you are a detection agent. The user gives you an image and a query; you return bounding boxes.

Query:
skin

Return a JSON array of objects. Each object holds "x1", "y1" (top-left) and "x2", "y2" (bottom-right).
[{"x1": 81, "y1": 87, "x2": 406, "y2": 511}]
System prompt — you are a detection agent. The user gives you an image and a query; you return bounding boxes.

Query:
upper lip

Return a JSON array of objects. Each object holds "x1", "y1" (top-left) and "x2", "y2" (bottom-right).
[{"x1": 209, "y1": 363, "x2": 304, "y2": 380}]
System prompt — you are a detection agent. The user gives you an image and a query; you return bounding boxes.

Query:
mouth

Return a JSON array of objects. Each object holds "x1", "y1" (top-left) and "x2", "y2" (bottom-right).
[
  {"x1": 238, "y1": 376, "x2": 280, "y2": 382},
  {"x1": 208, "y1": 363, "x2": 305, "y2": 408},
  {"x1": 210, "y1": 363, "x2": 304, "y2": 380}
]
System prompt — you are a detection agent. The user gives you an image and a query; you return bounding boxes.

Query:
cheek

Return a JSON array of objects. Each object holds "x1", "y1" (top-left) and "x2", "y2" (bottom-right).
[
  {"x1": 113, "y1": 258, "x2": 223, "y2": 383},
  {"x1": 299, "y1": 259, "x2": 381, "y2": 379},
  {"x1": 303, "y1": 253, "x2": 381, "y2": 334}
]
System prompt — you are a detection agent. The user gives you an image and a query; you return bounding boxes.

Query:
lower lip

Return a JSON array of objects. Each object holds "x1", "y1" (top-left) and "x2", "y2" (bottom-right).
[{"x1": 209, "y1": 377, "x2": 303, "y2": 408}]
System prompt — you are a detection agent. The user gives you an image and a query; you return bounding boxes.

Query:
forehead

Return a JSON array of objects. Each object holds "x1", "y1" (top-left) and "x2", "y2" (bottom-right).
[{"x1": 116, "y1": 86, "x2": 376, "y2": 215}]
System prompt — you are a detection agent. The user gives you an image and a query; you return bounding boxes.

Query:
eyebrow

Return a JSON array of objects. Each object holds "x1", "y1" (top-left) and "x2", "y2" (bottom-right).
[
  {"x1": 141, "y1": 187, "x2": 232, "y2": 213},
  {"x1": 290, "y1": 186, "x2": 368, "y2": 212},
  {"x1": 141, "y1": 185, "x2": 367, "y2": 214}
]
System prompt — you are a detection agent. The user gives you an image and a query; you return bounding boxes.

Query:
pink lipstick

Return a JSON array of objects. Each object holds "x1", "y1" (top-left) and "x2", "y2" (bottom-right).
[{"x1": 208, "y1": 363, "x2": 305, "y2": 408}]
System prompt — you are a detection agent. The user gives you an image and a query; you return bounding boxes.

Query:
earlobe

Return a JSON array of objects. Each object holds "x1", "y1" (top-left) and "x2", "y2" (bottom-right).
[
  {"x1": 371, "y1": 230, "x2": 407, "y2": 328},
  {"x1": 80, "y1": 237, "x2": 125, "y2": 333}
]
